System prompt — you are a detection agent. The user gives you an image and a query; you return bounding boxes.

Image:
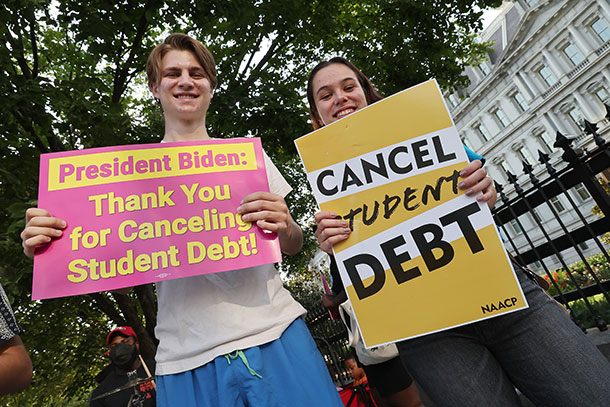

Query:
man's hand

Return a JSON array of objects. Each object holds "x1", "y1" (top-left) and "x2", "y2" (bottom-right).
[
  {"x1": 20, "y1": 208, "x2": 66, "y2": 258},
  {"x1": 238, "y1": 192, "x2": 302, "y2": 255}
]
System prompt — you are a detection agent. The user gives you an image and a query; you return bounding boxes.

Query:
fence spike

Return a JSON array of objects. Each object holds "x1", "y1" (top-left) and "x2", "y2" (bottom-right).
[
  {"x1": 553, "y1": 130, "x2": 570, "y2": 149},
  {"x1": 583, "y1": 119, "x2": 598, "y2": 136},
  {"x1": 554, "y1": 131, "x2": 583, "y2": 163},
  {"x1": 494, "y1": 180, "x2": 503, "y2": 193},
  {"x1": 537, "y1": 150, "x2": 549, "y2": 164},
  {"x1": 507, "y1": 171, "x2": 524, "y2": 194},
  {"x1": 522, "y1": 160, "x2": 539, "y2": 184},
  {"x1": 538, "y1": 150, "x2": 558, "y2": 176}
]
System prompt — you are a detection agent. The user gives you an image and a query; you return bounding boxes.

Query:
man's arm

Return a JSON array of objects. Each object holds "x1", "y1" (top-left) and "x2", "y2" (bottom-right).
[
  {"x1": 277, "y1": 211, "x2": 303, "y2": 255},
  {"x1": 0, "y1": 335, "x2": 32, "y2": 395}
]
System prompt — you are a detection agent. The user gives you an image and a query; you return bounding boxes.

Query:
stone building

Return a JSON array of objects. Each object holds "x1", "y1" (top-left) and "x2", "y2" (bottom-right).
[{"x1": 445, "y1": 0, "x2": 610, "y2": 270}]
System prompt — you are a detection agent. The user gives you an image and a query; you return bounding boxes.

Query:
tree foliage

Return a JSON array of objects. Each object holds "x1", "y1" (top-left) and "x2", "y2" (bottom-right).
[{"x1": 0, "y1": 0, "x2": 500, "y2": 403}]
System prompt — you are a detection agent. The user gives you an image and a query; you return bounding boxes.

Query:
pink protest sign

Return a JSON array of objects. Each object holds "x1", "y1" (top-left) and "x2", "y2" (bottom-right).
[{"x1": 33, "y1": 138, "x2": 281, "y2": 300}]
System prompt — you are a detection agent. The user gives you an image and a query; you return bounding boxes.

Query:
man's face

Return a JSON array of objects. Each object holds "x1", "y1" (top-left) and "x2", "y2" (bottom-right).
[
  {"x1": 151, "y1": 49, "x2": 213, "y2": 123},
  {"x1": 108, "y1": 334, "x2": 135, "y2": 351}
]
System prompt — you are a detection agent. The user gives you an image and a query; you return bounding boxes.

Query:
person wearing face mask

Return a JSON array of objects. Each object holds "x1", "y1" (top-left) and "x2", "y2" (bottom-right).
[{"x1": 90, "y1": 326, "x2": 156, "y2": 407}]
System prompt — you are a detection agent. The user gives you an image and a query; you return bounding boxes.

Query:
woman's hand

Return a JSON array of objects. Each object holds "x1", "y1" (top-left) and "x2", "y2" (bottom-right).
[
  {"x1": 238, "y1": 192, "x2": 303, "y2": 255},
  {"x1": 322, "y1": 291, "x2": 347, "y2": 309},
  {"x1": 458, "y1": 160, "x2": 497, "y2": 209},
  {"x1": 20, "y1": 208, "x2": 66, "y2": 258},
  {"x1": 314, "y1": 211, "x2": 351, "y2": 254}
]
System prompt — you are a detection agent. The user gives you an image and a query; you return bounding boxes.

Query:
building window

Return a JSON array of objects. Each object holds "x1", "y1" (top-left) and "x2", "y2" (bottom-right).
[
  {"x1": 476, "y1": 123, "x2": 491, "y2": 141},
  {"x1": 568, "y1": 107, "x2": 585, "y2": 130},
  {"x1": 517, "y1": 146, "x2": 534, "y2": 165},
  {"x1": 539, "y1": 66, "x2": 558, "y2": 87},
  {"x1": 563, "y1": 43, "x2": 584, "y2": 66},
  {"x1": 508, "y1": 219, "x2": 522, "y2": 234},
  {"x1": 512, "y1": 92, "x2": 529, "y2": 112},
  {"x1": 574, "y1": 183, "x2": 591, "y2": 201},
  {"x1": 592, "y1": 17, "x2": 610, "y2": 42},
  {"x1": 509, "y1": 219, "x2": 522, "y2": 234},
  {"x1": 500, "y1": 160, "x2": 511, "y2": 175},
  {"x1": 479, "y1": 63, "x2": 491, "y2": 76},
  {"x1": 538, "y1": 131, "x2": 554, "y2": 152},
  {"x1": 462, "y1": 137, "x2": 474, "y2": 152},
  {"x1": 550, "y1": 196, "x2": 566, "y2": 212},
  {"x1": 494, "y1": 108, "x2": 510, "y2": 127},
  {"x1": 531, "y1": 207, "x2": 542, "y2": 223},
  {"x1": 596, "y1": 87, "x2": 609, "y2": 103},
  {"x1": 448, "y1": 94, "x2": 459, "y2": 108},
  {"x1": 578, "y1": 241, "x2": 589, "y2": 250}
]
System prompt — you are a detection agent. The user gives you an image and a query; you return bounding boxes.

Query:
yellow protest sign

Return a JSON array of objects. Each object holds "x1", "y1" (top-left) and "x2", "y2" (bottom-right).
[{"x1": 295, "y1": 80, "x2": 526, "y2": 347}]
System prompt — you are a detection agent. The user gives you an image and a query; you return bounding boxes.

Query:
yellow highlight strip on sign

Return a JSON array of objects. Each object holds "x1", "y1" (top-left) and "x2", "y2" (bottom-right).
[
  {"x1": 322, "y1": 162, "x2": 468, "y2": 253},
  {"x1": 48, "y1": 143, "x2": 257, "y2": 191},
  {"x1": 295, "y1": 80, "x2": 452, "y2": 173},
  {"x1": 345, "y1": 224, "x2": 523, "y2": 346}
]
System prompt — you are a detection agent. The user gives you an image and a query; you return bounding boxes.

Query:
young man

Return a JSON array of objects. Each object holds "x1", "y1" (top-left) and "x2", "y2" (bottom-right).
[
  {"x1": 90, "y1": 326, "x2": 156, "y2": 407},
  {"x1": 21, "y1": 34, "x2": 342, "y2": 407}
]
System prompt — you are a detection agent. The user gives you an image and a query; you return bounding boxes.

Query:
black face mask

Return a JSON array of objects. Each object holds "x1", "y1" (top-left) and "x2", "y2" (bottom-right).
[{"x1": 109, "y1": 342, "x2": 138, "y2": 371}]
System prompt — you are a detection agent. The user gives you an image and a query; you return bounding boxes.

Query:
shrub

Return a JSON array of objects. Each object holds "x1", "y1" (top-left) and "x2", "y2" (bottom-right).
[
  {"x1": 543, "y1": 253, "x2": 610, "y2": 297},
  {"x1": 568, "y1": 294, "x2": 610, "y2": 330}
]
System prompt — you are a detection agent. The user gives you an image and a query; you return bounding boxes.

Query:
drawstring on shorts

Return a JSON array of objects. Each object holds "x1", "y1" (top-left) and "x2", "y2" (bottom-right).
[{"x1": 224, "y1": 350, "x2": 263, "y2": 379}]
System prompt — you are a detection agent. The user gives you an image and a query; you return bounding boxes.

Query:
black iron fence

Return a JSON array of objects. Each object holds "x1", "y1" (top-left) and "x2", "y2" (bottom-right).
[
  {"x1": 305, "y1": 116, "x2": 610, "y2": 381},
  {"x1": 493, "y1": 120, "x2": 610, "y2": 332},
  {"x1": 303, "y1": 304, "x2": 352, "y2": 386}
]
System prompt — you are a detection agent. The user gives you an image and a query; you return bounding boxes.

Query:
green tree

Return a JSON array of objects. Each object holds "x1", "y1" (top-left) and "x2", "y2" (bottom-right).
[{"x1": 0, "y1": 0, "x2": 500, "y2": 403}]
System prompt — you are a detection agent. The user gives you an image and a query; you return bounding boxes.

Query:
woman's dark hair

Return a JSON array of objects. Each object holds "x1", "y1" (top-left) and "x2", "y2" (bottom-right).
[{"x1": 306, "y1": 57, "x2": 383, "y2": 129}]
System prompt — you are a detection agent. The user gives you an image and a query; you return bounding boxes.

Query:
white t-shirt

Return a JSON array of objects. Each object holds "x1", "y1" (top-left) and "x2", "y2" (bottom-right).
[{"x1": 154, "y1": 152, "x2": 306, "y2": 376}]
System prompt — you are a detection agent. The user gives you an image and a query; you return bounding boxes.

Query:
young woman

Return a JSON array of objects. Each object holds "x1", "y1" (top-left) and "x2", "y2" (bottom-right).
[{"x1": 307, "y1": 57, "x2": 610, "y2": 407}]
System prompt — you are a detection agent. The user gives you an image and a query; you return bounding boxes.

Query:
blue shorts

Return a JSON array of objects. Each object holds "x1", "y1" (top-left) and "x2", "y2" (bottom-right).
[{"x1": 156, "y1": 318, "x2": 343, "y2": 407}]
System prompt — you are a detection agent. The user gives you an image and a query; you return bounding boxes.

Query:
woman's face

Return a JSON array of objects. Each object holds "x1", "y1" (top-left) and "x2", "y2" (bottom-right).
[{"x1": 312, "y1": 63, "x2": 368, "y2": 126}]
